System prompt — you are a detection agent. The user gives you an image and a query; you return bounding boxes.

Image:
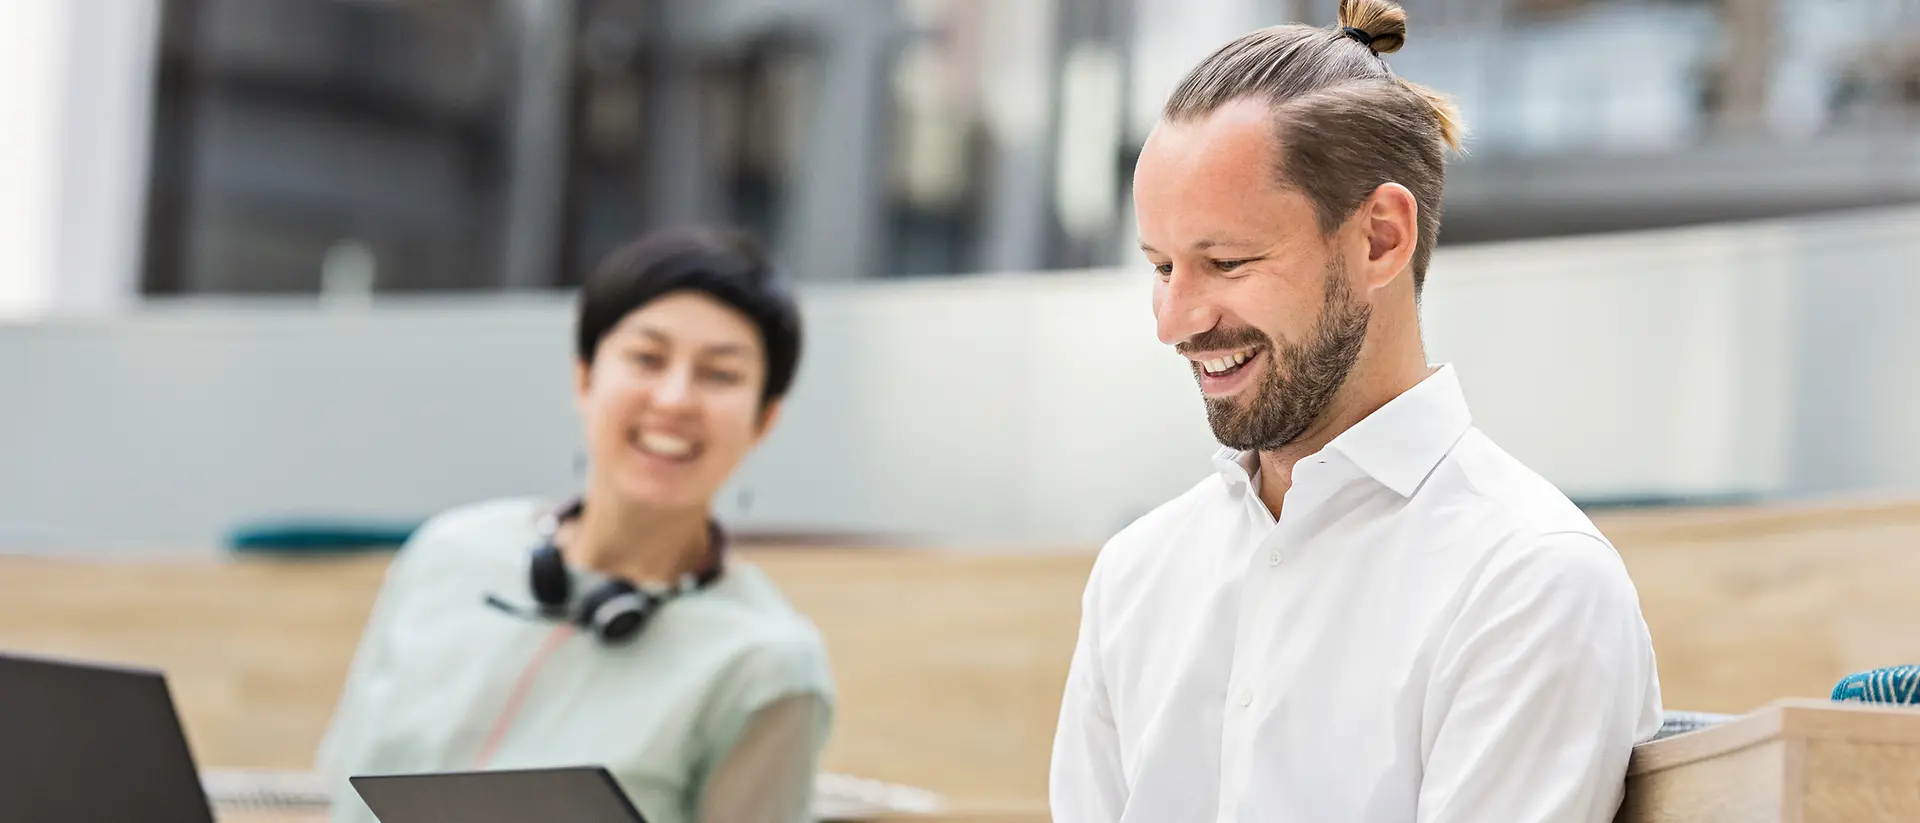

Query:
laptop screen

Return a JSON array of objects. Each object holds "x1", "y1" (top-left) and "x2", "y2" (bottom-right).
[
  {"x1": 351, "y1": 766, "x2": 648, "y2": 823},
  {"x1": 0, "y1": 652, "x2": 215, "y2": 823}
]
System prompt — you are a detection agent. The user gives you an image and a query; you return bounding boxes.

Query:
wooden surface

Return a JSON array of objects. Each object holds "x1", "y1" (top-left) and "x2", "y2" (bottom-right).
[
  {"x1": 758, "y1": 549, "x2": 1087, "y2": 804},
  {"x1": 0, "y1": 555, "x2": 385, "y2": 768},
  {"x1": 1619, "y1": 698, "x2": 1920, "y2": 823},
  {"x1": 1618, "y1": 739, "x2": 1791, "y2": 823},
  {"x1": 0, "y1": 547, "x2": 1089, "y2": 807},
  {"x1": 1603, "y1": 500, "x2": 1920, "y2": 715},
  {"x1": 1628, "y1": 697, "x2": 1920, "y2": 776},
  {"x1": 6, "y1": 498, "x2": 1920, "y2": 809},
  {"x1": 1803, "y1": 739, "x2": 1920, "y2": 822}
]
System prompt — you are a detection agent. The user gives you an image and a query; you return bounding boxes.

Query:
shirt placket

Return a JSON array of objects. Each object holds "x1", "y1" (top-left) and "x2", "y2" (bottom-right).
[
  {"x1": 1216, "y1": 512, "x2": 1288, "y2": 822},
  {"x1": 1217, "y1": 459, "x2": 1338, "y2": 823}
]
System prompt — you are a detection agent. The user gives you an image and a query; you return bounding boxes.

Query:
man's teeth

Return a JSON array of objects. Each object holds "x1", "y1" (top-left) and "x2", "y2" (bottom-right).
[
  {"x1": 1201, "y1": 350, "x2": 1253, "y2": 376},
  {"x1": 639, "y1": 432, "x2": 693, "y2": 457}
]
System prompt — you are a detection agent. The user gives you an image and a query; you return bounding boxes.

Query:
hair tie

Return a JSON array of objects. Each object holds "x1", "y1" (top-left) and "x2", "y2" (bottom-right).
[{"x1": 1342, "y1": 26, "x2": 1375, "y2": 47}]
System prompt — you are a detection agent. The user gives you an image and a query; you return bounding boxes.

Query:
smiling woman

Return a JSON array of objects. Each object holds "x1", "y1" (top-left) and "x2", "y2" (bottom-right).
[{"x1": 314, "y1": 226, "x2": 831, "y2": 823}]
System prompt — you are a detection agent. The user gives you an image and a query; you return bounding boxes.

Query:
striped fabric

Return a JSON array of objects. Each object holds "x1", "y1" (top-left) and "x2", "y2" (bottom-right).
[
  {"x1": 1831, "y1": 664, "x2": 1920, "y2": 705},
  {"x1": 1650, "y1": 710, "x2": 1734, "y2": 741}
]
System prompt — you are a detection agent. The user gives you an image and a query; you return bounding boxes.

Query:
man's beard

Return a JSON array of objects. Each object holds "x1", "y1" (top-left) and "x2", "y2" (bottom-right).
[{"x1": 1183, "y1": 259, "x2": 1371, "y2": 451}]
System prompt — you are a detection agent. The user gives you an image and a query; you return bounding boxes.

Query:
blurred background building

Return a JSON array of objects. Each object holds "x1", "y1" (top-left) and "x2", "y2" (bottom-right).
[{"x1": 4, "y1": 0, "x2": 1920, "y2": 548}]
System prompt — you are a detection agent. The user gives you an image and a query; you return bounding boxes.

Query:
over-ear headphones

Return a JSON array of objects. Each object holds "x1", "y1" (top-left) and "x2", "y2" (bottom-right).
[{"x1": 487, "y1": 498, "x2": 726, "y2": 644}]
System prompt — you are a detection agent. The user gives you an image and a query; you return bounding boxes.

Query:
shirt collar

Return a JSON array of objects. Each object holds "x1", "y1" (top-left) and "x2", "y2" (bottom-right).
[
  {"x1": 1211, "y1": 446, "x2": 1261, "y2": 493},
  {"x1": 1212, "y1": 364, "x2": 1474, "y2": 498}
]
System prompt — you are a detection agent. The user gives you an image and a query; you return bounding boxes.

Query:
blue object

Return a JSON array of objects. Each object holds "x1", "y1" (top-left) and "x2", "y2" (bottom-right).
[
  {"x1": 225, "y1": 519, "x2": 421, "y2": 555},
  {"x1": 1831, "y1": 664, "x2": 1920, "y2": 705}
]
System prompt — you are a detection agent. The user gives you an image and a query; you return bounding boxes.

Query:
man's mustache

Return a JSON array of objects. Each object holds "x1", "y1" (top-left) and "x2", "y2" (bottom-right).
[{"x1": 1176, "y1": 327, "x2": 1271, "y2": 356}]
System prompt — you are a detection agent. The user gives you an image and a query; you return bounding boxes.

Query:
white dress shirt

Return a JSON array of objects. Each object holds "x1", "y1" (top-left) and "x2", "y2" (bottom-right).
[{"x1": 1050, "y1": 364, "x2": 1663, "y2": 823}]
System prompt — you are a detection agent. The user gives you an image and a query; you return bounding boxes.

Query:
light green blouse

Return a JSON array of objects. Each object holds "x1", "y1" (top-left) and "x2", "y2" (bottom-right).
[{"x1": 315, "y1": 497, "x2": 836, "y2": 823}]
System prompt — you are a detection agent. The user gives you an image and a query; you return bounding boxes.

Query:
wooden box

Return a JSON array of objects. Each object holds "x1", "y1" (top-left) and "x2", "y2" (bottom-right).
[{"x1": 1619, "y1": 698, "x2": 1920, "y2": 823}]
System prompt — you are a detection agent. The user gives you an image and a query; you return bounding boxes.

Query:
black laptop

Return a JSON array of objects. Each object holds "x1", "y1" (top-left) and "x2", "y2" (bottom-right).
[
  {"x1": 351, "y1": 766, "x2": 648, "y2": 823},
  {"x1": 0, "y1": 652, "x2": 216, "y2": 823}
]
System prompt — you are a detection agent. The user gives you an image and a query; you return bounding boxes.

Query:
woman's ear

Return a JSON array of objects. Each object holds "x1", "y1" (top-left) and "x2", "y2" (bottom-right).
[
  {"x1": 754, "y1": 399, "x2": 784, "y2": 443},
  {"x1": 573, "y1": 357, "x2": 593, "y2": 411}
]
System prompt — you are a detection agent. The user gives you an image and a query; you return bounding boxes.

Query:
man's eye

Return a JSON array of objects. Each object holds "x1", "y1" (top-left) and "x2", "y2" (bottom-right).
[
  {"x1": 1154, "y1": 263, "x2": 1174, "y2": 277},
  {"x1": 1215, "y1": 259, "x2": 1253, "y2": 272}
]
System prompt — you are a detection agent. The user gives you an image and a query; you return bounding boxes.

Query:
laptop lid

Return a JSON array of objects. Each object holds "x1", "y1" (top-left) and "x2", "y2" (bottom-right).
[
  {"x1": 0, "y1": 652, "x2": 215, "y2": 823},
  {"x1": 350, "y1": 766, "x2": 649, "y2": 823}
]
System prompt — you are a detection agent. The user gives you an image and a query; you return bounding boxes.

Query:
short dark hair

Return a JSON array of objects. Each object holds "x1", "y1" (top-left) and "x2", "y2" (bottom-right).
[
  {"x1": 576, "y1": 226, "x2": 803, "y2": 407},
  {"x1": 1163, "y1": 0, "x2": 1463, "y2": 296}
]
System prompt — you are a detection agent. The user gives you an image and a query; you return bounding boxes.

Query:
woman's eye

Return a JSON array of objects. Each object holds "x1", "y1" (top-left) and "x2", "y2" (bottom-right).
[
  {"x1": 1153, "y1": 263, "x2": 1174, "y2": 278},
  {"x1": 701, "y1": 368, "x2": 743, "y2": 385},
  {"x1": 628, "y1": 352, "x2": 666, "y2": 369}
]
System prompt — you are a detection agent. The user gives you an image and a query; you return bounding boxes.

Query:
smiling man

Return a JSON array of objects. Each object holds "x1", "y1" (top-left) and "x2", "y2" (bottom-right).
[{"x1": 1047, "y1": 2, "x2": 1663, "y2": 822}]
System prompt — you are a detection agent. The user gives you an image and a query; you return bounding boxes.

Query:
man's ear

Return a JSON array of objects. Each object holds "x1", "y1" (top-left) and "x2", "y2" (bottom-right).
[{"x1": 1351, "y1": 182, "x2": 1419, "y2": 294}]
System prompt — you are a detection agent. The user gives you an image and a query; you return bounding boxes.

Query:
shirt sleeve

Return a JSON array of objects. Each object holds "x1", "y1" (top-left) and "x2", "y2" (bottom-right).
[
  {"x1": 697, "y1": 693, "x2": 831, "y2": 823},
  {"x1": 1416, "y1": 530, "x2": 1664, "y2": 823},
  {"x1": 1049, "y1": 558, "x2": 1128, "y2": 823}
]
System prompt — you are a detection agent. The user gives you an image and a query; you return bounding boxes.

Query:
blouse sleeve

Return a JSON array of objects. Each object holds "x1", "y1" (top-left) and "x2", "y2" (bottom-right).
[
  {"x1": 696, "y1": 692, "x2": 832, "y2": 823},
  {"x1": 692, "y1": 634, "x2": 835, "y2": 823}
]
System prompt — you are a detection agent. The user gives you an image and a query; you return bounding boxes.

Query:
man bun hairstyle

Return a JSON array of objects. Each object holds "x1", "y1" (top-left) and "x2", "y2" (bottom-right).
[
  {"x1": 1339, "y1": 0, "x2": 1406, "y2": 55},
  {"x1": 577, "y1": 225, "x2": 803, "y2": 408},
  {"x1": 1164, "y1": 0, "x2": 1464, "y2": 295}
]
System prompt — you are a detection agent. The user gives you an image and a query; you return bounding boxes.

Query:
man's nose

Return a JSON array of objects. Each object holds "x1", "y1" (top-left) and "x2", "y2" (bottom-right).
[{"x1": 1155, "y1": 268, "x2": 1219, "y2": 347}]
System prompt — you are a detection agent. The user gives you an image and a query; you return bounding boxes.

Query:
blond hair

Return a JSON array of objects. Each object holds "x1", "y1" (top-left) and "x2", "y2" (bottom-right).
[{"x1": 1162, "y1": 0, "x2": 1465, "y2": 293}]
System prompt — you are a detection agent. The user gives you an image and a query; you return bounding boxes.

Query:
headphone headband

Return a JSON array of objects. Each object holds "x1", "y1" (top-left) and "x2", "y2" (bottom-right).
[{"x1": 524, "y1": 496, "x2": 727, "y2": 643}]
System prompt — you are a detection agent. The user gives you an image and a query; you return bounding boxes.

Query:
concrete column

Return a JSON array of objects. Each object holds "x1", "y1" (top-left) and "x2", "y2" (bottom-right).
[
  {"x1": 499, "y1": 0, "x2": 576, "y2": 289},
  {"x1": 0, "y1": 0, "x2": 68, "y2": 319},
  {"x1": 978, "y1": 0, "x2": 1060, "y2": 274},
  {"x1": 785, "y1": 0, "x2": 896, "y2": 281},
  {"x1": 1717, "y1": 0, "x2": 1776, "y2": 133},
  {"x1": 0, "y1": 0, "x2": 160, "y2": 320}
]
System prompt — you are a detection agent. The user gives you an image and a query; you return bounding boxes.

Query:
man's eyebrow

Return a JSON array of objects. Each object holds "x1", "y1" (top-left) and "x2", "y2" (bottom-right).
[{"x1": 1140, "y1": 238, "x2": 1248, "y2": 255}]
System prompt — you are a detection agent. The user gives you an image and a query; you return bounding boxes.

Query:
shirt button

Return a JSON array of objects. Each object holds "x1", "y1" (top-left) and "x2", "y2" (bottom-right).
[
  {"x1": 1268, "y1": 550, "x2": 1282, "y2": 566},
  {"x1": 1235, "y1": 688, "x2": 1253, "y2": 707}
]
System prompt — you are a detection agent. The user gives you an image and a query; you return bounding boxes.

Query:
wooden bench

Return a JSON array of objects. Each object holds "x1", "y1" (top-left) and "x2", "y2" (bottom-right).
[{"x1": 4, "y1": 498, "x2": 1920, "y2": 810}]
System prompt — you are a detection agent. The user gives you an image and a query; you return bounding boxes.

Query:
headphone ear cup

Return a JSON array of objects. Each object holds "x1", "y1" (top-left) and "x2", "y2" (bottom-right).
[
  {"x1": 528, "y1": 544, "x2": 571, "y2": 610},
  {"x1": 575, "y1": 580, "x2": 658, "y2": 644}
]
